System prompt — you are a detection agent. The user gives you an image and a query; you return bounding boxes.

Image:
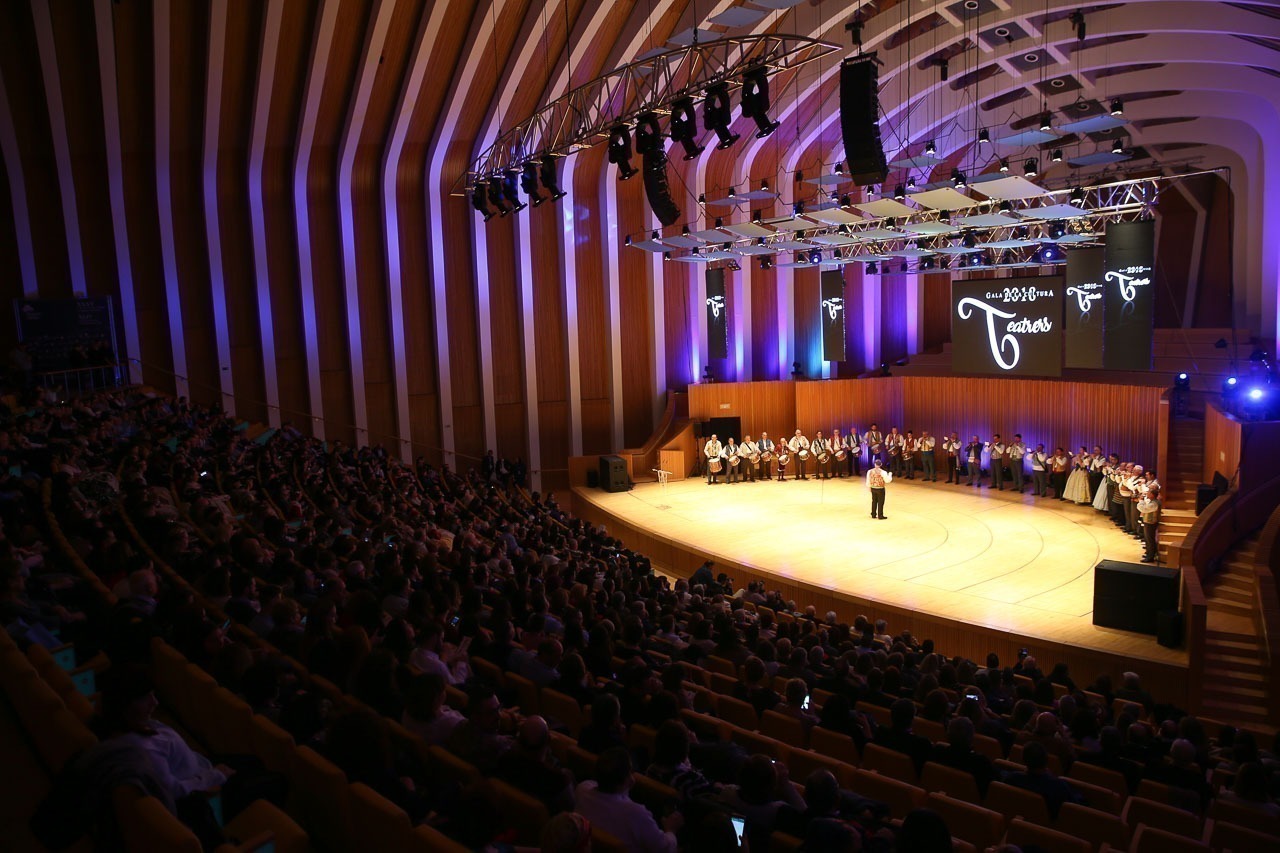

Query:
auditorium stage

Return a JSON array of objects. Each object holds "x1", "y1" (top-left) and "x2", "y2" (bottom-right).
[{"x1": 571, "y1": 474, "x2": 1189, "y2": 696}]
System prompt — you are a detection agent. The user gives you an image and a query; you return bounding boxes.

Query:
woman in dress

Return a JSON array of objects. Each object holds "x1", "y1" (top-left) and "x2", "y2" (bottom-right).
[
  {"x1": 1063, "y1": 446, "x2": 1093, "y2": 504},
  {"x1": 1092, "y1": 457, "x2": 1114, "y2": 512}
]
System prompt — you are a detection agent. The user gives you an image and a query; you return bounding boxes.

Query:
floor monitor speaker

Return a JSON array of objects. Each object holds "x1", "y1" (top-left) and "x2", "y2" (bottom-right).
[
  {"x1": 1092, "y1": 559, "x2": 1179, "y2": 636},
  {"x1": 599, "y1": 455, "x2": 631, "y2": 492}
]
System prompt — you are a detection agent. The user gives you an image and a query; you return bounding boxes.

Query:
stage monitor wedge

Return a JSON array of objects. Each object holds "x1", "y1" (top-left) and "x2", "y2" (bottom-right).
[
  {"x1": 840, "y1": 56, "x2": 888, "y2": 187},
  {"x1": 598, "y1": 455, "x2": 631, "y2": 492},
  {"x1": 1092, "y1": 559, "x2": 1179, "y2": 636}
]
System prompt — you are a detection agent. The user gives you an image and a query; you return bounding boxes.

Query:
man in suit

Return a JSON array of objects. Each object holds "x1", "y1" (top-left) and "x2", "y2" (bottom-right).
[{"x1": 873, "y1": 698, "x2": 932, "y2": 774}]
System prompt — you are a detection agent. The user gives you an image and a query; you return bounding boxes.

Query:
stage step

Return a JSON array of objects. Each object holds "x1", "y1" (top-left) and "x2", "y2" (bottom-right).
[
  {"x1": 1203, "y1": 651, "x2": 1266, "y2": 671},
  {"x1": 1199, "y1": 697, "x2": 1272, "y2": 726}
]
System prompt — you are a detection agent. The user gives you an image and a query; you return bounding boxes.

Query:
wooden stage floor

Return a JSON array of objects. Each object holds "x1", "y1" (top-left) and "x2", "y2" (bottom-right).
[{"x1": 572, "y1": 474, "x2": 1187, "y2": 673}]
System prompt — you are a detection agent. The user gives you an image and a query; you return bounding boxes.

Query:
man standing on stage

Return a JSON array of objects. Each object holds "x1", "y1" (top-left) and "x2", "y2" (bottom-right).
[
  {"x1": 886, "y1": 427, "x2": 904, "y2": 476},
  {"x1": 847, "y1": 427, "x2": 863, "y2": 476},
  {"x1": 724, "y1": 437, "x2": 741, "y2": 484},
  {"x1": 1030, "y1": 443, "x2": 1049, "y2": 497},
  {"x1": 864, "y1": 424, "x2": 884, "y2": 472},
  {"x1": 965, "y1": 435, "x2": 984, "y2": 487},
  {"x1": 986, "y1": 433, "x2": 1007, "y2": 490},
  {"x1": 1008, "y1": 434, "x2": 1027, "y2": 493},
  {"x1": 758, "y1": 431, "x2": 775, "y2": 481},
  {"x1": 740, "y1": 434, "x2": 758, "y2": 483},
  {"x1": 867, "y1": 459, "x2": 893, "y2": 520},
  {"x1": 920, "y1": 430, "x2": 937, "y2": 482},
  {"x1": 704, "y1": 433, "x2": 723, "y2": 485},
  {"x1": 1138, "y1": 485, "x2": 1162, "y2": 562},
  {"x1": 902, "y1": 431, "x2": 917, "y2": 480},
  {"x1": 830, "y1": 428, "x2": 847, "y2": 478},
  {"x1": 790, "y1": 429, "x2": 810, "y2": 480},
  {"x1": 812, "y1": 430, "x2": 831, "y2": 479},
  {"x1": 1050, "y1": 447, "x2": 1071, "y2": 499},
  {"x1": 943, "y1": 432, "x2": 961, "y2": 484}
]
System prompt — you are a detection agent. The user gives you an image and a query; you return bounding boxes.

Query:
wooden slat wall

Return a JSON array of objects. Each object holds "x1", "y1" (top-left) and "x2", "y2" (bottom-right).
[
  {"x1": 694, "y1": 378, "x2": 1164, "y2": 469},
  {"x1": 1202, "y1": 402, "x2": 1241, "y2": 484}
]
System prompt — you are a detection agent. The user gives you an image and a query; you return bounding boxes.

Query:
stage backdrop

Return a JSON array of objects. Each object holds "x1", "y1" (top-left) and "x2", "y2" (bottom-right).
[
  {"x1": 951, "y1": 277, "x2": 1064, "y2": 377},
  {"x1": 1064, "y1": 248, "x2": 1105, "y2": 369},
  {"x1": 820, "y1": 270, "x2": 847, "y2": 362},
  {"x1": 690, "y1": 377, "x2": 1163, "y2": 472},
  {"x1": 1103, "y1": 220, "x2": 1156, "y2": 369}
]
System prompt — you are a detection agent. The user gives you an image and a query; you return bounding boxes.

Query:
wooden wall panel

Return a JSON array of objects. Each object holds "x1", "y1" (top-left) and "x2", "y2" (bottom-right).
[
  {"x1": 688, "y1": 380, "x2": 795, "y2": 443},
  {"x1": 113, "y1": 0, "x2": 175, "y2": 389},
  {"x1": 616, "y1": 172, "x2": 656, "y2": 447},
  {"x1": 485, "y1": 219, "x2": 526, "y2": 460},
  {"x1": 532, "y1": 203, "x2": 569, "y2": 476},
  {"x1": 796, "y1": 378, "x2": 903, "y2": 437},
  {"x1": 1203, "y1": 402, "x2": 1241, "y2": 484},
  {"x1": 792, "y1": 266, "x2": 820, "y2": 377},
  {"x1": 879, "y1": 273, "x2": 909, "y2": 365},
  {"x1": 166, "y1": 0, "x2": 219, "y2": 407},
  {"x1": 921, "y1": 271, "x2": 951, "y2": 352},
  {"x1": 751, "y1": 267, "x2": 777, "y2": 381},
  {"x1": 573, "y1": 150, "x2": 612, "y2": 455}
]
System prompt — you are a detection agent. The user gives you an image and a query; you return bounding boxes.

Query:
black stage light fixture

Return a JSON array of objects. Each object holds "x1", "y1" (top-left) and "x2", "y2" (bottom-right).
[
  {"x1": 808, "y1": 248, "x2": 822, "y2": 265},
  {"x1": 607, "y1": 125, "x2": 637, "y2": 180},
  {"x1": 1110, "y1": 98, "x2": 1124, "y2": 115},
  {"x1": 635, "y1": 112, "x2": 663, "y2": 156},
  {"x1": 470, "y1": 184, "x2": 495, "y2": 221},
  {"x1": 925, "y1": 139, "x2": 937, "y2": 155},
  {"x1": 866, "y1": 261, "x2": 878, "y2": 275},
  {"x1": 487, "y1": 176, "x2": 510, "y2": 216},
  {"x1": 999, "y1": 157, "x2": 1010, "y2": 173},
  {"x1": 1051, "y1": 148, "x2": 1063, "y2": 162},
  {"x1": 1015, "y1": 225, "x2": 1030, "y2": 239},
  {"x1": 978, "y1": 127, "x2": 990, "y2": 145},
  {"x1": 760, "y1": 255, "x2": 773, "y2": 270},
  {"x1": 1069, "y1": 186, "x2": 1085, "y2": 204},
  {"x1": 740, "y1": 65, "x2": 780, "y2": 138},
  {"x1": 907, "y1": 175, "x2": 916, "y2": 189},
  {"x1": 1039, "y1": 112, "x2": 1053, "y2": 131},
  {"x1": 521, "y1": 162, "x2": 545, "y2": 207},
  {"x1": 1038, "y1": 243, "x2": 1062, "y2": 263},
  {"x1": 999, "y1": 200, "x2": 1013, "y2": 213},
  {"x1": 898, "y1": 260, "x2": 908, "y2": 273},
  {"x1": 1048, "y1": 220, "x2": 1067, "y2": 239},
  {"x1": 1175, "y1": 372, "x2": 1190, "y2": 390},
  {"x1": 957, "y1": 253, "x2": 969, "y2": 269},
  {"x1": 920, "y1": 256, "x2": 935, "y2": 270},
  {"x1": 951, "y1": 168, "x2": 967, "y2": 188},
  {"x1": 704, "y1": 82, "x2": 740, "y2": 149},
  {"x1": 1024, "y1": 159, "x2": 1038, "y2": 178},
  {"x1": 1112, "y1": 137, "x2": 1125, "y2": 154},
  {"x1": 539, "y1": 155, "x2": 566, "y2": 200},
  {"x1": 1070, "y1": 9, "x2": 1086, "y2": 40},
  {"x1": 503, "y1": 172, "x2": 526, "y2": 213},
  {"x1": 668, "y1": 96, "x2": 704, "y2": 160},
  {"x1": 894, "y1": 183, "x2": 906, "y2": 200},
  {"x1": 961, "y1": 231, "x2": 977, "y2": 249},
  {"x1": 937, "y1": 58, "x2": 949, "y2": 82}
]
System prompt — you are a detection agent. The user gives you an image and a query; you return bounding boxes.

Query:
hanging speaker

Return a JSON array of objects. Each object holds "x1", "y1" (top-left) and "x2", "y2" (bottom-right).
[
  {"x1": 840, "y1": 56, "x2": 888, "y2": 187},
  {"x1": 642, "y1": 149, "x2": 681, "y2": 226}
]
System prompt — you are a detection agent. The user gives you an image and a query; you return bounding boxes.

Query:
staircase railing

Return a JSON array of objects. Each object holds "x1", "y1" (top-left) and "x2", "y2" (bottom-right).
[{"x1": 1255, "y1": 502, "x2": 1280, "y2": 728}]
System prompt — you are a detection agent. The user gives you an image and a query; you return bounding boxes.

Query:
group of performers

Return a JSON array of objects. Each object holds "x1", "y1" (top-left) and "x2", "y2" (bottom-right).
[{"x1": 703, "y1": 427, "x2": 1163, "y2": 562}]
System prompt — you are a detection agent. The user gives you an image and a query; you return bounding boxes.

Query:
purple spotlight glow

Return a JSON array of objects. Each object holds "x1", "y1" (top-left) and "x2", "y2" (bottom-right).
[{"x1": 1248, "y1": 388, "x2": 1265, "y2": 401}]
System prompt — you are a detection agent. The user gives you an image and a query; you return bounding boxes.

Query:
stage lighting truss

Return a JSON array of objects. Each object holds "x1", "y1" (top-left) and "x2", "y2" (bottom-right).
[
  {"x1": 637, "y1": 169, "x2": 1223, "y2": 269},
  {"x1": 455, "y1": 34, "x2": 839, "y2": 196}
]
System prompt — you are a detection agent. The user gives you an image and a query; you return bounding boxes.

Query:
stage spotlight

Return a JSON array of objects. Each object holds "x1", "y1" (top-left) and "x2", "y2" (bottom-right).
[
  {"x1": 539, "y1": 155, "x2": 566, "y2": 200},
  {"x1": 487, "y1": 176, "x2": 511, "y2": 216},
  {"x1": 470, "y1": 185, "x2": 494, "y2": 221},
  {"x1": 607, "y1": 125, "x2": 637, "y2": 180},
  {"x1": 977, "y1": 127, "x2": 990, "y2": 145},
  {"x1": 894, "y1": 183, "x2": 906, "y2": 200},
  {"x1": 1112, "y1": 137, "x2": 1125, "y2": 154},
  {"x1": 999, "y1": 158, "x2": 1010, "y2": 173},
  {"x1": 1024, "y1": 159, "x2": 1038, "y2": 178},
  {"x1": 898, "y1": 260, "x2": 908, "y2": 273},
  {"x1": 760, "y1": 255, "x2": 773, "y2": 270},
  {"x1": 635, "y1": 112, "x2": 663, "y2": 156},
  {"x1": 957, "y1": 254, "x2": 969, "y2": 269},
  {"x1": 951, "y1": 168, "x2": 967, "y2": 188},
  {"x1": 880, "y1": 362, "x2": 891, "y2": 377},
  {"x1": 503, "y1": 172, "x2": 526, "y2": 213},
  {"x1": 1070, "y1": 9, "x2": 1086, "y2": 40},
  {"x1": 1248, "y1": 388, "x2": 1264, "y2": 402},
  {"x1": 1039, "y1": 112, "x2": 1053, "y2": 131},
  {"x1": 520, "y1": 162, "x2": 544, "y2": 207},
  {"x1": 920, "y1": 256, "x2": 934, "y2": 270},
  {"x1": 866, "y1": 261, "x2": 878, "y2": 275},
  {"x1": 1223, "y1": 376, "x2": 1239, "y2": 398},
  {"x1": 907, "y1": 176, "x2": 916, "y2": 189},
  {"x1": 740, "y1": 65, "x2": 780, "y2": 138},
  {"x1": 925, "y1": 139, "x2": 937, "y2": 155},
  {"x1": 1214, "y1": 338, "x2": 1228, "y2": 350},
  {"x1": 1175, "y1": 372, "x2": 1190, "y2": 389},
  {"x1": 999, "y1": 200, "x2": 1014, "y2": 213},
  {"x1": 793, "y1": 200, "x2": 805, "y2": 216},
  {"x1": 1048, "y1": 220, "x2": 1067, "y2": 239},
  {"x1": 1110, "y1": 98, "x2": 1124, "y2": 116},
  {"x1": 962, "y1": 231, "x2": 977, "y2": 249},
  {"x1": 808, "y1": 248, "x2": 823, "y2": 265},
  {"x1": 1038, "y1": 243, "x2": 1062, "y2": 263},
  {"x1": 668, "y1": 96, "x2": 704, "y2": 160},
  {"x1": 1051, "y1": 148, "x2": 1063, "y2": 162},
  {"x1": 752, "y1": 209, "x2": 763, "y2": 223},
  {"x1": 1249, "y1": 348, "x2": 1267, "y2": 362},
  {"x1": 760, "y1": 179, "x2": 770, "y2": 192},
  {"x1": 1015, "y1": 225, "x2": 1030, "y2": 239},
  {"x1": 938, "y1": 255, "x2": 950, "y2": 270},
  {"x1": 1070, "y1": 186, "x2": 1085, "y2": 204},
  {"x1": 703, "y1": 82, "x2": 740, "y2": 149}
]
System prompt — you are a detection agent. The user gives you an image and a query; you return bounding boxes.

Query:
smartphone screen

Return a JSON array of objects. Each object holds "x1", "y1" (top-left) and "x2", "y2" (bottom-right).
[
  {"x1": 802, "y1": 695, "x2": 810, "y2": 711},
  {"x1": 730, "y1": 815, "x2": 746, "y2": 847}
]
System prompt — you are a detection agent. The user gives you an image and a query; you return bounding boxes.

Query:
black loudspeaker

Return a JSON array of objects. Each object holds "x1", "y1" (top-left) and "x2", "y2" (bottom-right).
[
  {"x1": 1157, "y1": 609, "x2": 1183, "y2": 648},
  {"x1": 1092, "y1": 559, "x2": 1180, "y2": 636},
  {"x1": 840, "y1": 56, "x2": 888, "y2": 187},
  {"x1": 586, "y1": 469, "x2": 599, "y2": 488},
  {"x1": 599, "y1": 455, "x2": 630, "y2": 492},
  {"x1": 642, "y1": 150, "x2": 681, "y2": 226},
  {"x1": 1195, "y1": 484, "x2": 1217, "y2": 515},
  {"x1": 694, "y1": 420, "x2": 706, "y2": 439}
]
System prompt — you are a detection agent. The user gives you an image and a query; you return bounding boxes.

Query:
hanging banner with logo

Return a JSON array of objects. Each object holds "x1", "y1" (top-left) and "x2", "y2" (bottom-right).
[
  {"x1": 1102, "y1": 220, "x2": 1155, "y2": 370},
  {"x1": 705, "y1": 268, "x2": 728, "y2": 360},
  {"x1": 951, "y1": 277, "x2": 1063, "y2": 376},
  {"x1": 1064, "y1": 247, "x2": 1105, "y2": 368},
  {"x1": 819, "y1": 270, "x2": 846, "y2": 362}
]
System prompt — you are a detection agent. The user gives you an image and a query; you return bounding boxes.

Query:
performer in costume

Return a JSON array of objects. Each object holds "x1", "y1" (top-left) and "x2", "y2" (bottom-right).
[
  {"x1": 919, "y1": 431, "x2": 937, "y2": 482},
  {"x1": 864, "y1": 424, "x2": 884, "y2": 472},
  {"x1": 789, "y1": 429, "x2": 810, "y2": 480},
  {"x1": 847, "y1": 428, "x2": 862, "y2": 476},
  {"x1": 867, "y1": 459, "x2": 892, "y2": 519},
  {"x1": 1030, "y1": 443, "x2": 1049, "y2": 497},
  {"x1": 704, "y1": 434, "x2": 724, "y2": 485},
  {"x1": 1138, "y1": 485, "x2": 1162, "y2": 562},
  {"x1": 986, "y1": 434, "x2": 1006, "y2": 490},
  {"x1": 1008, "y1": 434, "x2": 1027, "y2": 493},
  {"x1": 965, "y1": 436, "x2": 984, "y2": 487},
  {"x1": 756, "y1": 432, "x2": 775, "y2": 482},
  {"x1": 830, "y1": 429, "x2": 847, "y2": 478},
  {"x1": 812, "y1": 431, "x2": 831, "y2": 479},
  {"x1": 886, "y1": 427, "x2": 904, "y2": 476},
  {"x1": 1050, "y1": 447, "x2": 1071, "y2": 500},
  {"x1": 1087, "y1": 445, "x2": 1107, "y2": 501},
  {"x1": 902, "y1": 431, "x2": 917, "y2": 480},
  {"x1": 943, "y1": 433, "x2": 962, "y2": 484},
  {"x1": 1111, "y1": 462, "x2": 1131, "y2": 526},
  {"x1": 724, "y1": 437, "x2": 741, "y2": 484},
  {"x1": 1092, "y1": 455, "x2": 1117, "y2": 512},
  {"x1": 740, "y1": 435, "x2": 759, "y2": 483},
  {"x1": 775, "y1": 437, "x2": 791, "y2": 481},
  {"x1": 1063, "y1": 446, "x2": 1093, "y2": 504}
]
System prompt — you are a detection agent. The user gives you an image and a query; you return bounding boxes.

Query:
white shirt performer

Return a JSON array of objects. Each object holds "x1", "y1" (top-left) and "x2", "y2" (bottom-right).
[
  {"x1": 704, "y1": 434, "x2": 723, "y2": 485},
  {"x1": 866, "y1": 459, "x2": 893, "y2": 520}
]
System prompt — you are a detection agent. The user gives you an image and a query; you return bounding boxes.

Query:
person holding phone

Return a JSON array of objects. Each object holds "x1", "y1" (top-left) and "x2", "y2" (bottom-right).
[{"x1": 409, "y1": 621, "x2": 471, "y2": 685}]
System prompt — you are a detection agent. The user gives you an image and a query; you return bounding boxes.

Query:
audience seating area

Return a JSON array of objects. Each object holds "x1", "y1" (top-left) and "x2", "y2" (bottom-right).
[{"x1": 1, "y1": 384, "x2": 1278, "y2": 852}]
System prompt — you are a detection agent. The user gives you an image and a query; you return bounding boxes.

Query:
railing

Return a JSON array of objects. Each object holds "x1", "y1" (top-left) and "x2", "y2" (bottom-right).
[
  {"x1": 1255, "y1": 502, "x2": 1280, "y2": 727},
  {"x1": 34, "y1": 364, "x2": 124, "y2": 397}
]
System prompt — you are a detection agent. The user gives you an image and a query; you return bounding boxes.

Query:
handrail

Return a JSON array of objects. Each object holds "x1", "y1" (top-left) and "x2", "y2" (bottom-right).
[{"x1": 1254, "y1": 502, "x2": 1280, "y2": 727}]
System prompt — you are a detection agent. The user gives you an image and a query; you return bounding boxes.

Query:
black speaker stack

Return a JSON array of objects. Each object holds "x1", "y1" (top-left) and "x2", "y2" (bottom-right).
[
  {"x1": 839, "y1": 55, "x2": 888, "y2": 187},
  {"x1": 598, "y1": 455, "x2": 631, "y2": 493},
  {"x1": 642, "y1": 150, "x2": 681, "y2": 226}
]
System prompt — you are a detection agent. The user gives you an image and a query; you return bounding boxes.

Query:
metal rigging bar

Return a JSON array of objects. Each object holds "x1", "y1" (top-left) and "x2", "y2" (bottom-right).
[{"x1": 453, "y1": 34, "x2": 841, "y2": 196}]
